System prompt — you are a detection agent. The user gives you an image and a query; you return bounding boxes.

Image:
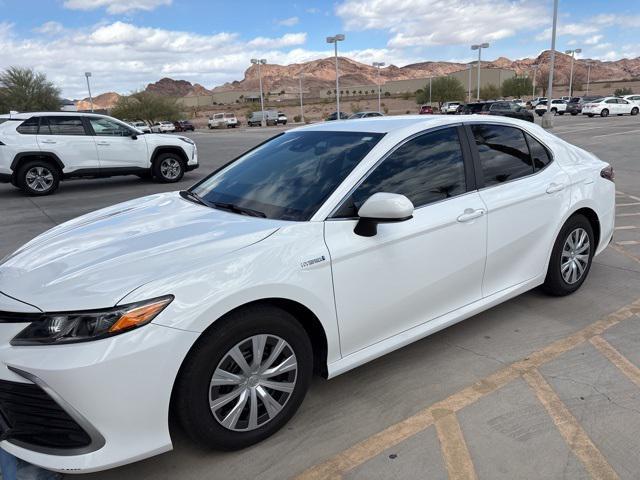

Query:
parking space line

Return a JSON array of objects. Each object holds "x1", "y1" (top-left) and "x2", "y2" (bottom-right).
[
  {"x1": 294, "y1": 299, "x2": 640, "y2": 479},
  {"x1": 590, "y1": 336, "x2": 640, "y2": 388},
  {"x1": 610, "y1": 244, "x2": 640, "y2": 265},
  {"x1": 591, "y1": 129, "x2": 640, "y2": 139},
  {"x1": 616, "y1": 240, "x2": 640, "y2": 246},
  {"x1": 434, "y1": 409, "x2": 477, "y2": 480},
  {"x1": 522, "y1": 369, "x2": 619, "y2": 480},
  {"x1": 614, "y1": 226, "x2": 638, "y2": 230},
  {"x1": 616, "y1": 212, "x2": 640, "y2": 217},
  {"x1": 617, "y1": 202, "x2": 640, "y2": 207}
]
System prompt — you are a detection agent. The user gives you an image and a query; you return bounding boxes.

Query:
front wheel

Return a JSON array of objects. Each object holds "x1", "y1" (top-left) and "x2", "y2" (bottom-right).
[
  {"x1": 153, "y1": 153, "x2": 185, "y2": 182},
  {"x1": 588, "y1": 114, "x2": 594, "y2": 117},
  {"x1": 174, "y1": 305, "x2": 313, "y2": 450},
  {"x1": 542, "y1": 215, "x2": 594, "y2": 296},
  {"x1": 558, "y1": 111, "x2": 564, "y2": 115},
  {"x1": 571, "y1": 112, "x2": 578, "y2": 116}
]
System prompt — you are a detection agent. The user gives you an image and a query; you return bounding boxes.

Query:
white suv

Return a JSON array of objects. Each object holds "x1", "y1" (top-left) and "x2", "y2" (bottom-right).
[
  {"x1": 208, "y1": 113, "x2": 238, "y2": 129},
  {"x1": 0, "y1": 112, "x2": 198, "y2": 195}
]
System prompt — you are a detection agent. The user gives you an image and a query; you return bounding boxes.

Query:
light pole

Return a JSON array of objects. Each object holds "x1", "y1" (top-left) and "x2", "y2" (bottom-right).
[
  {"x1": 586, "y1": 61, "x2": 593, "y2": 96},
  {"x1": 251, "y1": 58, "x2": 267, "y2": 127},
  {"x1": 471, "y1": 43, "x2": 489, "y2": 101},
  {"x1": 84, "y1": 72, "x2": 93, "y2": 112},
  {"x1": 298, "y1": 72, "x2": 304, "y2": 123},
  {"x1": 373, "y1": 61, "x2": 385, "y2": 113},
  {"x1": 543, "y1": 0, "x2": 559, "y2": 129},
  {"x1": 429, "y1": 76, "x2": 432, "y2": 106},
  {"x1": 565, "y1": 48, "x2": 582, "y2": 97},
  {"x1": 326, "y1": 34, "x2": 345, "y2": 118},
  {"x1": 467, "y1": 64, "x2": 472, "y2": 102},
  {"x1": 532, "y1": 64, "x2": 539, "y2": 98}
]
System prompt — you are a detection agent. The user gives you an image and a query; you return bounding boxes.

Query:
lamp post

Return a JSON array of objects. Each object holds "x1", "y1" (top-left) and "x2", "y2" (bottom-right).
[
  {"x1": 586, "y1": 61, "x2": 593, "y2": 96},
  {"x1": 373, "y1": 61, "x2": 385, "y2": 113},
  {"x1": 250, "y1": 58, "x2": 267, "y2": 126},
  {"x1": 565, "y1": 48, "x2": 582, "y2": 97},
  {"x1": 84, "y1": 72, "x2": 94, "y2": 112},
  {"x1": 532, "y1": 64, "x2": 539, "y2": 98},
  {"x1": 542, "y1": 0, "x2": 559, "y2": 129},
  {"x1": 471, "y1": 43, "x2": 489, "y2": 101},
  {"x1": 429, "y1": 76, "x2": 432, "y2": 105},
  {"x1": 326, "y1": 34, "x2": 345, "y2": 118},
  {"x1": 299, "y1": 72, "x2": 304, "y2": 123},
  {"x1": 467, "y1": 64, "x2": 472, "y2": 102}
]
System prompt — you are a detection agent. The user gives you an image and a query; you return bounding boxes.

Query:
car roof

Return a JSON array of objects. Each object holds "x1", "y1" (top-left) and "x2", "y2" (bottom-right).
[{"x1": 0, "y1": 111, "x2": 112, "y2": 120}]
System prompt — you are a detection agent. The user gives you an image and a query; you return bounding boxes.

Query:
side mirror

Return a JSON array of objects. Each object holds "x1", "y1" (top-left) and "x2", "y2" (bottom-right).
[
  {"x1": 130, "y1": 132, "x2": 138, "y2": 140},
  {"x1": 354, "y1": 192, "x2": 414, "y2": 237}
]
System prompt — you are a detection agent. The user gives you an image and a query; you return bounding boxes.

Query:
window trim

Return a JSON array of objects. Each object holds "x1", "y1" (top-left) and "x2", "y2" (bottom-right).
[
  {"x1": 462, "y1": 122, "x2": 554, "y2": 191},
  {"x1": 326, "y1": 124, "x2": 475, "y2": 220}
]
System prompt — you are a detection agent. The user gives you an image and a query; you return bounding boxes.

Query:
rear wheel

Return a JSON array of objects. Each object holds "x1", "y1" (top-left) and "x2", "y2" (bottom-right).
[
  {"x1": 542, "y1": 215, "x2": 594, "y2": 296},
  {"x1": 174, "y1": 304, "x2": 313, "y2": 450},
  {"x1": 17, "y1": 160, "x2": 60, "y2": 196},
  {"x1": 588, "y1": 114, "x2": 594, "y2": 117},
  {"x1": 571, "y1": 112, "x2": 578, "y2": 116},
  {"x1": 600, "y1": 109, "x2": 609, "y2": 117},
  {"x1": 153, "y1": 153, "x2": 185, "y2": 183},
  {"x1": 558, "y1": 111, "x2": 564, "y2": 115}
]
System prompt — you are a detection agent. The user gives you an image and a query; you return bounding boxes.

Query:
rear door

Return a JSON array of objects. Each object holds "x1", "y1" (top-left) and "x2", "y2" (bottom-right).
[
  {"x1": 36, "y1": 116, "x2": 99, "y2": 173},
  {"x1": 466, "y1": 123, "x2": 570, "y2": 296},
  {"x1": 87, "y1": 116, "x2": 148, "y2": 170}
]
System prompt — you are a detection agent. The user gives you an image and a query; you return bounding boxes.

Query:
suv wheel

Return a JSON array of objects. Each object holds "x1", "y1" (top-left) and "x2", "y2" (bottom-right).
[
  {"x1": 18, "y1": 160, "x2": 60, "y2": 196},
  {"x1": 174, "y1": 304, "x2": 313, "y2": 450},
  {"x1": 153, "y1": 153, "x2": 185, "y2": 183}
]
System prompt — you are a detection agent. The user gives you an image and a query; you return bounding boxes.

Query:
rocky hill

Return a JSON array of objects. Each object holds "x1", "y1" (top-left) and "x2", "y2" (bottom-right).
[
  {"x1": 145, "y1": 77, "x2": 212, "y2": 97},
  {"x1": 75, "y1": 91, "x2": 122, "y2": 111}
]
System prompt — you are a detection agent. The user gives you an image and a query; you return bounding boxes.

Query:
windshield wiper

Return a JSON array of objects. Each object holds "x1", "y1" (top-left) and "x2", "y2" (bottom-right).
[
  {"x1": 179, "y1": 190, "x2": 209, "y2": 207},
  {"x1": 211, "y1": 202, "x2": 267, "y2": 218}
]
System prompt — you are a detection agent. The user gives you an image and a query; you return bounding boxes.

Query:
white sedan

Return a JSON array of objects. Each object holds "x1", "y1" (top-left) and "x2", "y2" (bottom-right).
[
  {"x1": 0, "y1": 116, "x2": 615, "y2": 473},
  {"x1": 582, "y1": 97, "x2": 640, "y2": 117}
]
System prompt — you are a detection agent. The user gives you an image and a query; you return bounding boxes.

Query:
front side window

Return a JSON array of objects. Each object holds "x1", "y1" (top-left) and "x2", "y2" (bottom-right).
[
  {"x1": 39, "y1": 116, "x2": 86, "y2": 135},
  {"x1": 192, "y1": 131, "x2": 383, "y2": 221},
  {"x1": 471, "y1": 124, "x2": 533, "y2": 187},
  {"x1": 89, "y1": 117, "x2": 132, "y2": 136},
  {"x1": 336, "y1": 127, "x2": 466, "y2": 216}
]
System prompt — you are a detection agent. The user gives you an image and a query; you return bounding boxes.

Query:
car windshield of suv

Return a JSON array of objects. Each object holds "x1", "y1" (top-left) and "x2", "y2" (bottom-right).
[{"x1": 191, "y1": 131, "x2": 384, "y2": 221}]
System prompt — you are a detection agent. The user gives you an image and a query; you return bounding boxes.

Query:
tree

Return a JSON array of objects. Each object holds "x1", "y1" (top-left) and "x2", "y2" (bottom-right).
[
  {"x1": 614, "y1": 87, "x2": 633, "y2": 96},
  {"x1": 111, "y1": 91, "x2": 181, "y2": 124},
  {"x1": 479, "y1": 83, "x2": 501, "y2": 100},
  {"x1": 416, "y1": 76, "x2": 465, "y2": 107},
  {"x1": 501, "y1": 76, "x2": 533, "y2": 98},
  {"x1": 0, "y1": 66, "x2": 61, "y2": 113}
]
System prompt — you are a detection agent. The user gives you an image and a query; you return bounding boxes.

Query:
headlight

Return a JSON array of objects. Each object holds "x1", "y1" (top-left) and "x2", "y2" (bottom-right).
[
  {"x1": 179, "y1": 137, "x2": 195, "y2": 145},
  {"x1": 11, "y1": 296, "x2": 173, "y2": 346}
]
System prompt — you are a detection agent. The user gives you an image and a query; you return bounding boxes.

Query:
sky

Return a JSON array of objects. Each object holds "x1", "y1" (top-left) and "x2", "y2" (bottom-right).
[{"x1": 0, "y1": 0, "x2": 639, "y2": 99}]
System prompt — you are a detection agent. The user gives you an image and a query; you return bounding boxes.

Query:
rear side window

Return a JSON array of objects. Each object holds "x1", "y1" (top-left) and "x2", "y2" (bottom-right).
[
  {"x1": 40, "y1": 117, "x2": 86, "y2": 135},
  {"x1": 347, "y1": 127, "x2": 467, "y2": 210},
  {"x1": 525, "y1": 133, "x2": 552, "y2": 171},
  {"x1": 16, "y1": 117, "x2": 39, "y2": 135},
  {"x1": 471, "y1": 124, "x2": 533, "y2": 187}
]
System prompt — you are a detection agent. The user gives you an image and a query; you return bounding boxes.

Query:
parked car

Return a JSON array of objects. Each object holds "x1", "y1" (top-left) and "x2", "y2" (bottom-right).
[
  {"x1": 441, "y1": 102, "x2": 461, "y2": 114},
  {"x1": 488, "y1": 101, "x2": 535, "y2": 122},
  {"x1": 325, "y1": 111, "x2": 350, "y2": 121},
  {"x1": 277, "y1": 112, "x2": 288, "y2": 125},
  {"x1": 527, "y1": 97, "x2": 547, "y2": 108},
  {"x1": 566, "y1": 96, "x2": 601, "y2": 116},
  {"x1": 209, "y1": 113, "x2": 238, "y2": 129},
  {"x1": 622, "y1": 94, "x2": 640, "y2": 105},
  {"x1": 582, "y1": 97, "x2": 640, "y2": 117},
  {"x1": 174, "y1": 120, "x2": 195, "y2": 132},
  {"x1": 0, "y1": 112, "x2": 198, "y2": 195},
  {"x1": 459, "y1": 102, "x2": 492, "y2": 114},
  {"x1": 512, "y1": 99, "x2": 525, "y2": 107},
  {"x1": 248, "y1": 110, "x2": 278, "y2": 127},
  {"x1": 535, "y1": 99, "x2": 567, "y2": 116},
  {"x1": 151, "y1": 121, "x2": 176, "y2": 133},
  {"x1": 418, "y1": 105, "x2": 434, "y2": 114},
  {"x1": 348, "y1": 111, "x2": 384, "y2": 119},
  {"x1": 0, "y1": 115, "x2": 614, "y2": 473},
  {"x1": 560, "y1": 96, "x2": 571, "y2": 102},
  {"x1": 129, "y1": 121, "x2": 151, "y2": 134}
]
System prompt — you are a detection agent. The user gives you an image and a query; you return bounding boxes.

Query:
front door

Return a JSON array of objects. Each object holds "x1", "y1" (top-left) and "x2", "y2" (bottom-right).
[
  {"x1": 324, "y1": 126, "x2": 487, "y2": 355},
  {"x1": 87, "y1": 117, "x2": 149, "y2": 170}
]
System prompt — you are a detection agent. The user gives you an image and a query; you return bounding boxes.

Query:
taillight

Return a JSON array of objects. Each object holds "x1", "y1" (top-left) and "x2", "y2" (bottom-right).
[{"x1": 600, "y1": 165, "x2": 615, "y2": 182}]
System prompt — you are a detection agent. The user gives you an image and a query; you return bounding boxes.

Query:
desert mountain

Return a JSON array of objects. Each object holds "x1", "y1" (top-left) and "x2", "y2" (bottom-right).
[
  {"x1": 75, "y1": 91, "x2": 122, "y2": 111},
  {"x1": 145, "y1": 78, "x2": 212, "y2": 97}
]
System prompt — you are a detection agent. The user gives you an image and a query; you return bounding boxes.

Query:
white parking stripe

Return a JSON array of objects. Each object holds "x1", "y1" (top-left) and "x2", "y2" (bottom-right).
[
  {"x1": 615, "y1": 226, "x2": 639, "y2": 230},
  {"x1": 617, "y1": 202, "x2": 640, "y2": 207},
  {"x1": 616, "y1": 212, "x2": 640, "y2": 217},
  {"x1": 616, "y1": 240, "x2": 640, "y2": 246},
  {"x1": 591, "y1": 129, "x2": 640, "y2": 139}
]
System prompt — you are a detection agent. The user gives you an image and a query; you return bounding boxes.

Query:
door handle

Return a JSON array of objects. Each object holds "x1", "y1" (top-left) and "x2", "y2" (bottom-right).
[
  {"x1": 40, "y1": 139, "x2": 56, "y2": 144},
  {"x1": 96, "y1": 141, "x2": 110, "y2": 146},
  {"x1": 546, "y1": 182, "x2": 565, "y2": 194},
  {"x1": 457, "y1": 208, "x2": 485, "y2": 222}
]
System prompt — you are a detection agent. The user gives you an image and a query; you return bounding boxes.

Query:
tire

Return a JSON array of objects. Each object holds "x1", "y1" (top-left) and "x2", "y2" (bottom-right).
[
  {"x1": 537, "y1": 111, "x2": 544, "y2": 116},
  {"x1": 174, "y1": 304, "x2": 313, "y2": 450},
  {"x1": 600, "y1": 109, "x2": 609, "y2": 117},
  {"x1": 153, "y1": 153, "x2": 185, "y2": 183},
  {"x1": 571, "y1": 112, "x2": 578, "y2": 116},
  {"x1": 631, "y1": 107, "x2": 639, "y2": 116},
  {"x1": 551, "y1": 108, "x2": 557, "y2": 114},
  {"x1": 17, "y1": 160, "x2": 60, "y2": 196},
  {"x1": 588, "y1": 114, "x2": 594, "y2": 118},
  {"x1": 558, "y1": 111, "x2": 564, "y2": 115},
  {"x1": 542, "y1": 214, "x2": 595, "y2": 296}
]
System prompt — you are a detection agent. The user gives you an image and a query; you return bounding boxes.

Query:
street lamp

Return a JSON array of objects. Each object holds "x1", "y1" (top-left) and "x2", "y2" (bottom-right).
[
  {"x1": 298, "y1": 72, "x2": 304, "y2": 124},
  {"x1": 326, "y1": 34, "x2": 345, "y2": 118},
  {"x1": 586, "y1": 61, "x2": 593, "y2": 96},
  {"x1": 467, "y1": 64, "x2": 472, "y2": 103},
  {"x1": 250, "y1": 58, "x2": 267, "y2": 126},
  {"x1": 373, "y1": 61, "x2": 385, "y2": 113},
  {"x1": 84, "y1": 72, "x2": 94, "y2": 112},
  {"x1": 543, "y1": 0, "x2": 559, "y2": 129},
  {"x1": 531, "y1": 64, "x2": 539, "y2": 98},
  {"x1": 565, "y1": 48, "x2": 582, "y2": 97},
  {"x1": 471, "y1": 43, "x2": 489, "y2": 101}
]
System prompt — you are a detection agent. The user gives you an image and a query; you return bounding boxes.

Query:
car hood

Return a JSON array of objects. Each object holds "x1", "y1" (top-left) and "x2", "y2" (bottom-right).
[{"x1": 0, "y1": 192, "x2": 286, "y2": 312}]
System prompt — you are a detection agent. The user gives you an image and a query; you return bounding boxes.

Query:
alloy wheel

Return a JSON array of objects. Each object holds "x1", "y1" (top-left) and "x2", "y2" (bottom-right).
[
  {"x1": 209, "y1": 334, "x2": 298, "y2": 432},
  {"x1": 25, "y1": 166, "x2": 54, "y2": 192},
  {"x1": 561, "y1": 227, "x2": 590, "y2": 284},
  {"x1": 160, "y1": 158, "x2": 181, "y2": 180}
]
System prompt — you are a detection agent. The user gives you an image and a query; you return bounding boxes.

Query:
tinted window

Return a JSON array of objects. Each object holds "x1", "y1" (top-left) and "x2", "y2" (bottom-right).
[
  {"x1": 40, "y1": 117, "x2": 85, "y2": 135},
  {"x1": 471, "y1": 124, "x2": 533, "y2": 187},
  {"x1": 192, "y1": 131, "x2": 384, "y2": 221},
  {"x1": 346, "y1": 127, "x2": 466, "y2": 211},
  {"x1": 16, "y1": 117, "x2": 39, "y2": 134},
  {"x1": 606, "y1": 99, "x2": 617, "y2": 104},
  {"x1": 525, "y1": 133, "x2": 552, "y2": 171},
  {"x1": 89, "y1": 117, "x2": 132, "y2": 136}
]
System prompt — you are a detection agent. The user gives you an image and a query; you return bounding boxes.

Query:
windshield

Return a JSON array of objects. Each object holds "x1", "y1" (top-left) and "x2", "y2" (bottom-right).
[{"x1": 191, "y1": 131, "x2": 384, "y2": 221}]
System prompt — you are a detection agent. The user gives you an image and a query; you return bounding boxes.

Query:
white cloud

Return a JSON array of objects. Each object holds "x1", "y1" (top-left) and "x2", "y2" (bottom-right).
[
  {"x1": 584, "y1": 34, "x2": 604, "y2": 45},
  {"x1": 34, "y1": 21, "x2": 65, "y2": 35},
  {"x1": 277, "y1": 16, "x2": 299, "y2": 27},
  {"x1": 336, "y1": 0, "x2": 543, "y2": 48},
  {"x1": 535, "y1": 23, "x2": 600, "y2": 41},
  {"x1": 63, "y1": 0, "x2": 172, "y2": 14},
  {"x1": 247, "y1": 33, "x2": 307, "y2": 48}
]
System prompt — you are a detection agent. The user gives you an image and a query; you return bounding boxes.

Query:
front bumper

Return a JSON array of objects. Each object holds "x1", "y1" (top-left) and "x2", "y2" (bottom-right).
[{"x1": 0, "y1": 320, "x2": 199, "y2": 473}]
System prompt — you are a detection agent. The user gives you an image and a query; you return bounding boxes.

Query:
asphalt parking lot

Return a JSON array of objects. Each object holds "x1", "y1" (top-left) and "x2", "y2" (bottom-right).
[{"x1": 2, "y1": 114, "x2": 640, "y2": 479}]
